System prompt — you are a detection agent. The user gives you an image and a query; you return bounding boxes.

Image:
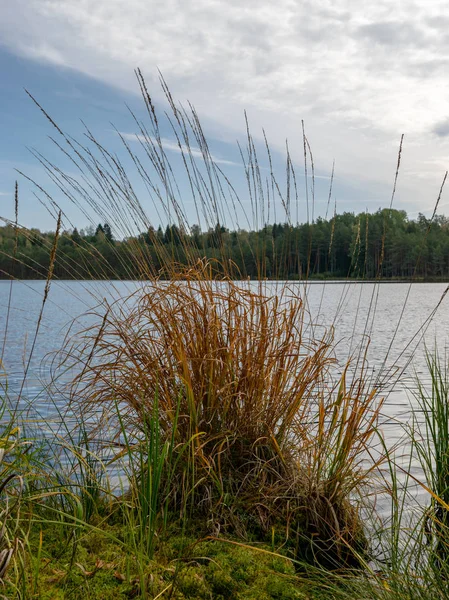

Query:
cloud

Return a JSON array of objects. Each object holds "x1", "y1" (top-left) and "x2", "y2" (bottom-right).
[
  {"x1": 119, "y1": 132, "x2": 333, "y2": 178},
  {"x1": 432, "y1": 120, "x2": 449, "y2": 138},
  {"x1": 356, "y1": 21, "x2": 426, "y2": 47},
  {"x1": 2, "y1": 0, "x2": 449, "y2": 216},
  {"x1": 119, "y1": 132, "x2": 241, "y2": 167}
]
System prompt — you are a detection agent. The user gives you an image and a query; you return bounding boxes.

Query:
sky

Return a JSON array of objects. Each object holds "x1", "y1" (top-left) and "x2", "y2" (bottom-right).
[{"x1": 1, "y1": 0, "x2": 449, "y2": 232}]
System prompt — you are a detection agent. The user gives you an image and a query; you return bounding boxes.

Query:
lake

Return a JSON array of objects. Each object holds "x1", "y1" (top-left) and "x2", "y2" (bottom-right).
[{"x1": 1, "y1": 279, "x2": 448, "y2": 515}]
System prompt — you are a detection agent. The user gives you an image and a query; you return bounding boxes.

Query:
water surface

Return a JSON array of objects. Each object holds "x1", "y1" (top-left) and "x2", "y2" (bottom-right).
[{"x1": 1, "y1": 279, "x2": 448, "y2": 513}]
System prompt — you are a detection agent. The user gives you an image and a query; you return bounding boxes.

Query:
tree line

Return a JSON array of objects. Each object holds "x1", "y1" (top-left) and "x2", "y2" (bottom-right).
[{"x1": 1, "y1": 209, "x2": 449, "y2": 280}]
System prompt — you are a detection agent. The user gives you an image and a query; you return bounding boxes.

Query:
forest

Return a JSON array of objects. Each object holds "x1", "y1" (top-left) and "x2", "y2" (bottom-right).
[{"x1": 1, "y1": 208, "x2": 449, "y2": 280}]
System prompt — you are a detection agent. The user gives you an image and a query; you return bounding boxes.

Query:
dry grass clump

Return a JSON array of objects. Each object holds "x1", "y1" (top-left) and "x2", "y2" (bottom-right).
[
  {"x1": 74, "y1": 267, "x2": 332, "y2": 446},
  {"x1": 66, "y1": 262, "x2": 382, "y2": 567}
]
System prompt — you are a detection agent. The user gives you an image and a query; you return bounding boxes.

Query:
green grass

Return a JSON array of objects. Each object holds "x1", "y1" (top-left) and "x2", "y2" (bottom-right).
[{"x1": 410, "y1": 349, "x2": 449, "y2": 575}]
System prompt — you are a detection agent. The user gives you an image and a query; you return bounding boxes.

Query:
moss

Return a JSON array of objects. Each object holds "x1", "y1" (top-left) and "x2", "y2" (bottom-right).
[
  {"x1": 205, "y1": 565, "x2": 238, "y2": 598},
  {"x1": 8, "y1": 513, "x2": 371, "y2": 599},
  {"x1": 175, "y1": 566, "x2": 211, "y2": 598}
]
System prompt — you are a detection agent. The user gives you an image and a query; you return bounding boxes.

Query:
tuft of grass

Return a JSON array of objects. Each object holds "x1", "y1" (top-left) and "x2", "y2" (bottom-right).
[
  {"x1": 112, "y1": 389, "x2": 190, "y2": 560},
  {"x1": 62, "y1": 265, "x2": 383, "y2": 568},
  {"x1": 411, "y1": 348, "x2": 449, "y2": 574},
  {"x1": 0, "y1": 398, "x2": 29, "y2": 596},
  {"x1": 0, "y1": 435, "x2": 21, "y2": 582}
]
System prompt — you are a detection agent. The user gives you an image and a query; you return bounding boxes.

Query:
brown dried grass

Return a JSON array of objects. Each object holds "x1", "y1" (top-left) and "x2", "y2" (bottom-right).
[
  {"x1": 74, "y1": 269, "x2": 331, "y2": 445},
  {"x1": 65, "y1": 261, "x2": 382, "y2": 566}
]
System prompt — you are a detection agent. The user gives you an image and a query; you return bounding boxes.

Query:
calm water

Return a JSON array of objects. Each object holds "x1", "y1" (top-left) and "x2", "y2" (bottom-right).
[{"x1": 1, "y1": 279, "x2": 448, "y2": 513}]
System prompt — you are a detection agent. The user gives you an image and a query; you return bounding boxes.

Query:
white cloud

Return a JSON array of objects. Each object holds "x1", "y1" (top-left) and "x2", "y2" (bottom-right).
[
  {"x1": 119, "y1": 132, "x2": 240, "y2": 166},
  {"x1": 2, "y1": 0, "x2": 449, "y2": 214}
]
